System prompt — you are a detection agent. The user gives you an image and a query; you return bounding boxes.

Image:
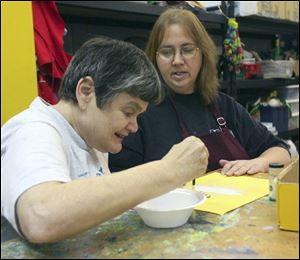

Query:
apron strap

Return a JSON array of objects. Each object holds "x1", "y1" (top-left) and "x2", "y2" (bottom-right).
[
  {"x1": 169, "y1": 98, "x2": 190, "y2": 138},
  {"x1": 208, "y1": 103, "x2": 227, "y2": 128}
]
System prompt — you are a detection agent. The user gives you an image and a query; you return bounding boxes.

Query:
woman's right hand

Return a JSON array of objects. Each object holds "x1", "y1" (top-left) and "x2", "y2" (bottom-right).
[{"x1": 162, "y1": 136, "x2": 208, "y2": 182}]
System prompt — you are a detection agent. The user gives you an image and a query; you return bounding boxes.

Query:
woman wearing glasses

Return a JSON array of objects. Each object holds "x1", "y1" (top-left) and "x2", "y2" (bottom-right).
[{"x1": 109, "y1": 8, "x2": 291, "y2": 176}]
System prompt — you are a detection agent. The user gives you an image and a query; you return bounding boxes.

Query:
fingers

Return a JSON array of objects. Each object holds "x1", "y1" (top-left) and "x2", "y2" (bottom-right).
[
  {"x1": 185, "y1": 136, "x2": 209, "y2": 158},
  {"x1": 181, "y1": 136, "x2": 209, "y2": 177},
  {"x1": 220, "y1": 160, "x2": 250, "y2": 176},
  {"x1": 246, "y1": 166, "x2": 261, "y2": 175},
  {"x1": 164, "y1": 136, "x2": 209, "y2": 182},
  {"x1": 220, "y1": 159, "x2": 267, "y2": 176},
  {"x1": 219, "y1": 159, "x2": 229, "y2": 167}
]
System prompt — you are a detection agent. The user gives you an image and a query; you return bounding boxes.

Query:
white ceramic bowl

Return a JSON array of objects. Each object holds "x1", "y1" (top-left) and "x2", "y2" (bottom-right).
[{"x1": 135, "y1": 188, "x2": 206, "y2": 228}]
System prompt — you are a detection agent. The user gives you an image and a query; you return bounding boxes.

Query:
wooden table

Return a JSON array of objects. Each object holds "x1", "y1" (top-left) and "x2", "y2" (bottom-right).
[{"x1": 1, "y1": 195, "x2": 298, "y2": 259}]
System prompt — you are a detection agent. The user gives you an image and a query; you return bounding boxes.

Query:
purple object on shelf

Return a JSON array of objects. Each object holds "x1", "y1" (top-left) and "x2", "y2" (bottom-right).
[{"x1": 260, "y1": 105, "x2": 288, "y2": 133}]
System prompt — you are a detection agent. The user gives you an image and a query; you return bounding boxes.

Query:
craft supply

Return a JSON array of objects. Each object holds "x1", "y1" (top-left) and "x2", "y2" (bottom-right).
[{"x1": 269, "y1": 162, "x2": 284, "y2": 201}]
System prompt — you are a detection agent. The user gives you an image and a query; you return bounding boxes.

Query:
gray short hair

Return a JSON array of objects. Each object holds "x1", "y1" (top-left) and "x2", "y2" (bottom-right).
[{"x1": 59, "y1": 37, "x2": 164, "y2": 107}]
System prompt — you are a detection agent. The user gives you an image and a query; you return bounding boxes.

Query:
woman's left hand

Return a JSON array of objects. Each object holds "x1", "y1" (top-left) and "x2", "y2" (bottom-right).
[{"x1": 219, "y1": 158, "x2": 269, "y2": 176}]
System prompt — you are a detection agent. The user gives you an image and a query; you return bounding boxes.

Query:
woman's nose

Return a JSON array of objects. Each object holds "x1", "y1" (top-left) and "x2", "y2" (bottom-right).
[
  {"x1": 172, "y1": 51, "x2": 184, "y2": 65},
  {"x1": 126, "y1": 119, "x2": 138, "y2": 133}
]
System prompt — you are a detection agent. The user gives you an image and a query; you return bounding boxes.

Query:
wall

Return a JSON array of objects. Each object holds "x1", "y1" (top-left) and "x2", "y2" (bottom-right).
[{"x1": 1, "y1": 1, "x2": 37, "y2": 125}]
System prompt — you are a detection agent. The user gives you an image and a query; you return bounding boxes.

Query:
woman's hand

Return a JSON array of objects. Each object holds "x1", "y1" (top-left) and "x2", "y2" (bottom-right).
[
  {"x1": 163, "y1": 136, "x2": 209, "y2": 181},
  {"x1": 219, "y1": 158, "x2": 269, "y2": 176}
]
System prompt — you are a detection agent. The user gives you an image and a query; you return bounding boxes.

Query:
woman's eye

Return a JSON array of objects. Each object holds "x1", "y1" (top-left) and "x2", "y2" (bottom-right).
[
  {"x1": 160, "y1": 49, "x2": 174, "y2": 57},
  {"x1": 124, "y1": 111, "x2": 134, "y2": 118},
  {"x1": 182, "y1": 47, "x2": 194, "y2": 54}
]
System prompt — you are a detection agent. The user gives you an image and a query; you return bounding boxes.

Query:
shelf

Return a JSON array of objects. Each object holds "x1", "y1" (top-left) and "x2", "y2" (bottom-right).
[
  {"x1": 237, "y1": 15, "x2": 299, "y2": 36},
  {"x1": 56, "y1": 1, "x2": 226, "y2": 28},
  {"x1": 234, "y1": 77, "x2": 299, "y2": 90}
]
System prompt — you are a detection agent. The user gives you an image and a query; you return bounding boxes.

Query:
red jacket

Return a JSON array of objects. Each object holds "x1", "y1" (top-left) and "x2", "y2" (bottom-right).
[{"x1": 32, "y1": 1, "x2": 71, "y2": 104}]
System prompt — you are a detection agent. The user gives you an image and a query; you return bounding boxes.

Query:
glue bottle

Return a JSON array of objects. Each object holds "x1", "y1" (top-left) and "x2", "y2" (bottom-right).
[{"x1": 269, "y1": 162, "x2": 284, "y2": 201}]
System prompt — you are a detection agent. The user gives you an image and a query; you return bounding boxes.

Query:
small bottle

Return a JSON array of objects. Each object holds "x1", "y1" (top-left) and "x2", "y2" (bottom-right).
[
  {"x1": 269, "y1": 162, "x2": 284, "y2": 201},
  {"x1": 274, "y1": 34, "x2": 280, "y2": 60}
]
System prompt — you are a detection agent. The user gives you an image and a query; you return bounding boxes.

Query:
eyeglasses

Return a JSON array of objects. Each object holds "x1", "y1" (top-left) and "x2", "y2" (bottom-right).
[{"x1": 157, "y1": 45, "x2": 199, "y2": 61}]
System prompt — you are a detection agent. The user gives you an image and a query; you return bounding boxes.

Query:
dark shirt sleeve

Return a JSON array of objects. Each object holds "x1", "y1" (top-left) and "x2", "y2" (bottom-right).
[{"x1": 218, "y1": 93, "x2": 290, "y2": 158}]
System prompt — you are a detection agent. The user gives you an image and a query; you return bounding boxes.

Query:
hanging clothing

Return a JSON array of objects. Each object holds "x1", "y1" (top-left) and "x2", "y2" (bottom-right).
[
  {"x1": 109, "y1": 91, "x2": 289, "y2": 173},
  {"x1": 32, "y1": 1, "x2": 71, "y2": 104},
  {"x1": 170, "y1": 98, "x2": 249, "y2": 172}
]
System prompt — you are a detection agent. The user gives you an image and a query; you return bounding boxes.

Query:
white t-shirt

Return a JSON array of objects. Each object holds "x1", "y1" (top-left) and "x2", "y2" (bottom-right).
[{"x1": 1, "y1": 97, "x2": 110, "y2": 234}]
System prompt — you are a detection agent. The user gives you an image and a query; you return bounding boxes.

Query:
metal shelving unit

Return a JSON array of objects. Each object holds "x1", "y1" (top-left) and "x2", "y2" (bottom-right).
[
  {"x1": 56, "y1": 1, "x2": 226, "y2": 28},
  {"x1": 56, "y1": 1, "x2": 226, "y2": 54},
  {"x1": 234, "y1": 77, "x2": 299, "y2": 90},
  {"x1": 237, "y1": 15, "x2": 299, "y2": 36}
]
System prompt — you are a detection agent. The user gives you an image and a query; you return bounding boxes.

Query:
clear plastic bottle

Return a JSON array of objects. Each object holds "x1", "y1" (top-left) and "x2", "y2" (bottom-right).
[{"x1": 269, "y1": 162, "x2": 284, "y2": 201}]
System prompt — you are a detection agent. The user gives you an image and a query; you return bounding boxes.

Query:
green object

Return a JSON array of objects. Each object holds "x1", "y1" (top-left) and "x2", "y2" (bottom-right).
[
  {"x1": 274, "y1": 34, "x2": 280, "y2": 60},
  {"x1": 147, "y1": 1, "x2": 158, "y2": 5}
]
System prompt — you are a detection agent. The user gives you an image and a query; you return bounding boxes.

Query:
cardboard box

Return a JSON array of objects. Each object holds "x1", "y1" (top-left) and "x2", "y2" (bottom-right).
[
  {"x1": 286, "y1": 1, "x2": 299, "y2": 22},
  {"x1": 235, "y1": 1, "x2": 298, "y2": 22},
  {"x1": 293, "y1": 60, "x2": 299, "y2": 76},
  {"x1": 237, "y1": 1, "x2": 298, "y2": 22},
  {"x1": 276, "y1": 157, "x2": 299, "y2": 231},
  {"x1": 257, "y1": 1, "x2": 286, "y2": 20},
  {"x1": 272, "y1": 1, "x2": 286, "y2": 20}
]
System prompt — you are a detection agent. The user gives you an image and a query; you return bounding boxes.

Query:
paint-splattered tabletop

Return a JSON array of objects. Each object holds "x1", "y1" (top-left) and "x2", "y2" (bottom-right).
[{"x1": 1, "y1": 196, "x2": 298, "y2": 259}]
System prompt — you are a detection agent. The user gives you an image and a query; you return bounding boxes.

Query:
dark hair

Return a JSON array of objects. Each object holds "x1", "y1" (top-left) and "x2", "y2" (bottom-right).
[
  {"x1": 145, "y1": 8, "x2": 219, "y2": 105},
  {"x1": 59, "y1": 37, "x2": 164, "y2": 107}
]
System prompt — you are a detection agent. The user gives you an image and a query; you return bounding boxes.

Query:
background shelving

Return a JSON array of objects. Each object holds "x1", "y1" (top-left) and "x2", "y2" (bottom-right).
[{"x1": 56, "y1": 1, "x2": 299, "y2": 149}]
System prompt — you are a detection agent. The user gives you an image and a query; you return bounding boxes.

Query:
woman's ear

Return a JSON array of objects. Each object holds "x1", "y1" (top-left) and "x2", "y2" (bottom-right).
[{"x1": 76, "y1": 76, "x2": 95, "y2": 110}]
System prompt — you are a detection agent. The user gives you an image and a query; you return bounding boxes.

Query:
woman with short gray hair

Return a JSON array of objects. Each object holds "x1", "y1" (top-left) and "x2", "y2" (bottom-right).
[{"x1": 1, "y1": 36, "x2": 209, "y2": 243}]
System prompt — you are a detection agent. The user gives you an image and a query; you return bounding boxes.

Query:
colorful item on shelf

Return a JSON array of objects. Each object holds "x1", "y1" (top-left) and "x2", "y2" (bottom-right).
[
  {"x1": 243, "y1": 63, "x2": 262, "y2": 80},
  {"x1": 274, "y1": 34, "x2": 281, "y2": 60},
  {"x1": 223, "y1": 18, "x2": 243, "y2": 72}
]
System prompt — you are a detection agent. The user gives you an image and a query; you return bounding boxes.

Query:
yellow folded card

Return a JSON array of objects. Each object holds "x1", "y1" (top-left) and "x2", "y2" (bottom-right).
[{"x1": 185, "y1": 172, "x2": 269, "y2": 215}]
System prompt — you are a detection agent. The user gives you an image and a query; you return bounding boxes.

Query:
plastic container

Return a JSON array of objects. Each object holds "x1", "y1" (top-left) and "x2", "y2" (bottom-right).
[
  {"x1": 278, "y1": 85, "x2": 299, "y2": 100},
  {"x1": 260, "y1": 105, "x2": 288, "y2": 133},
  {"x1": 269, "y1": 162, "x2": 284, "y2": 201},
  {"x1": 288, "y1": 113, "x2": 299, "y2": 130},
  {"x1": 243, "y1": 63, "x2": 261, "y2": 79},
  {"x1": 286, "y1": 99, "x2": 299, "y2": 114},
  {"x1": 259, "y1": 60, "x2": 294, "y2": 79}
]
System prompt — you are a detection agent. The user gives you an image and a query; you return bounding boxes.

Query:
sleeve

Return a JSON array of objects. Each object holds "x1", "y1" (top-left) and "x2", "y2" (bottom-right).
[
  {"x1": 220, "y1": 95, "x2": 290, "y2": 158},
  {"x1": 109, "y1": 127, "x2": 144, "y2": 172},
  {"x1": 1, "y1": 122, "x2": 71, "y2": 235}
]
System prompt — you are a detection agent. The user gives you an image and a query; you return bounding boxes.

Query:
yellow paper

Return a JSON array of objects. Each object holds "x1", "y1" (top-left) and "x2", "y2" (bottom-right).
[{"x1": 185, "y1": 172, "x2": 269, "y2": 215}]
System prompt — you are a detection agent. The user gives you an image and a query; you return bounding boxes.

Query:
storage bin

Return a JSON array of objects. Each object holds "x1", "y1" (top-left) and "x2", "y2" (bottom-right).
[
  {"x1": 288, "y1": 113, "x2": 299, "y2": 130},
  {"x1": 243, "y1": 63, "x2": 261, "y2": 80},
  {"x1": 260, "y1": 105, "x2": 288, "y2": 133},
  {"x1": 259, "y1": 61, "x2": 294, "y2": 79},
  {"x1": 286, "y1": 99, "x2": 299, "y2": 114},
  {"x1": 278, "y1": 85, "x2": 299, "y2": 100}
]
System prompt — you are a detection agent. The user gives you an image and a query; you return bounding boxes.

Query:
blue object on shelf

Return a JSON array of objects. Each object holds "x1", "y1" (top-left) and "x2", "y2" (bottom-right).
[{"x1": 260, "y1": 105, "x2": 288, "y2": 133}]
